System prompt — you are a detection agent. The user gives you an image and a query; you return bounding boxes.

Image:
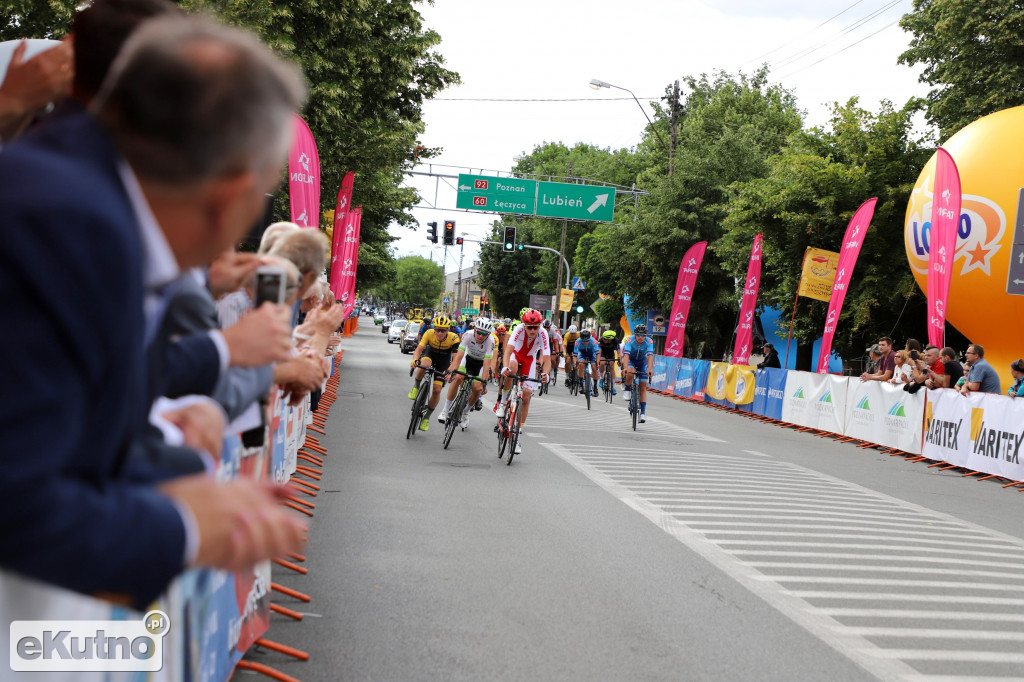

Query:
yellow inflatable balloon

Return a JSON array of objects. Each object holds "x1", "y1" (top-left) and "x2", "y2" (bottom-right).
[{"x1": 904, "y1": 106, "x2": 1024, "y2": 390}]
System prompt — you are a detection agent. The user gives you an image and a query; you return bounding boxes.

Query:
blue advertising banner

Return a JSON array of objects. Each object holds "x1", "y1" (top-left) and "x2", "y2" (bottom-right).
[
  {"x1": 673, "y1": 359, "x2": 710, "y2": 400},
  {"x1": 650, "y1": 355, "x2": 672, "y2": 391},
  {"x1": 751, "y1": 367, "x2": 787, "y2": 420}
]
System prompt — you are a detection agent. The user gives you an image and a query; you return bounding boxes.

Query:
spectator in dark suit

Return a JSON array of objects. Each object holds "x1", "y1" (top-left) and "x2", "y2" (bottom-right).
[
  {"x1": 0, "y1": 13, "x2": 307, "y2": 607},
  {"x1": 757, "y1": 342, "x2": 780, "y2": 369}
]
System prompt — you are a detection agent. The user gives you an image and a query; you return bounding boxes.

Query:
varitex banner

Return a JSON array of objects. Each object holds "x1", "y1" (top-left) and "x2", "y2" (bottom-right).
[{"x1": 923, "y1": 389, "x2": 1024, "y2": 480}]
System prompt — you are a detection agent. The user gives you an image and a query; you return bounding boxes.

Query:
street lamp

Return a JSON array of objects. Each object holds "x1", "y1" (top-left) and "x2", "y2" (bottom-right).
[{"x1": 589, "y1": 78, "x2": 668, "y2": 152}]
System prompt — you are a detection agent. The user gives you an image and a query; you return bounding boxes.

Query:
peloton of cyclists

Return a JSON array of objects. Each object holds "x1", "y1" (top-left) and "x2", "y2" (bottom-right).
[
  {"x1": 408, "y1": 314, "x2": 459, "y2": 431},
  {"x1": 622, "y1": 324, "x2": 655, "y2": 423},
  {"x1": 494, "y1": 308, "x2": 550, "y2": 456},
  {"x1": 572, "y1": 328, "x2": 600, "y2": 398}
]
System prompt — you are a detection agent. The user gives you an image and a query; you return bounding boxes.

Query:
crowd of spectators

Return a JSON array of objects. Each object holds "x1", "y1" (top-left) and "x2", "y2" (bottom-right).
[
  {"x1": 0, "y1": 0, "x2": 338, "y2": 608},
  {"x1": 856, "y1": 336, "x2": 1006, "y2": 396}
]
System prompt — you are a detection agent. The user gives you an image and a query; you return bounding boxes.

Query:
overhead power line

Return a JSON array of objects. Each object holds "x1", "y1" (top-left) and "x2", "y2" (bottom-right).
[
  {"x1": 779, "y1": 17, "x2": 903, "y2": 79},
  {"x1": 770, "y1": 0, "x2": 904, "y2": 70},
  {"x1": 746, "y1": 0, "x2": 870, "y2": 65}
]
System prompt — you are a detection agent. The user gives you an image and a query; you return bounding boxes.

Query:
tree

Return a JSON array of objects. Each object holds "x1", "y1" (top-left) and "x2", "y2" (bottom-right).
[
  {"x1": 1, "y1": 1, "x2": 75, "y2": 41},
  {"x1": 720, "y1": 98, "x2": 933, "y2": 366},
  {"x1": 899, "y1": 0, "x2": 1024, "y2": 139},
  {"x1": 606, "y1": 68, "x2": 803, "y2": 357},
  {"x1": 370, "y1": 255, "x2": 442, "y2": 307}
]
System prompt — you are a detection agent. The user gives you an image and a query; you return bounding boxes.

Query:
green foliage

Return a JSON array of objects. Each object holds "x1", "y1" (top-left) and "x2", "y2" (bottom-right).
[
  {"x1": 1, "y1": 0, "x2": 76, "y2": 41},
  {"x1": 721, "y1": 98, "x2": 932, "y2": 364},
  {"x1": 369, "y1": 255, "x2": 442, "y2": 306},
  {"x1": 899, "y1": 0, "x2": 1024, "y2": 139},
  {"x1": 609, "y1": 68, "x2": 804, "y2": 357},
  {"x1": 593, "y1": 298, "x2": 624, "y2": 325}
]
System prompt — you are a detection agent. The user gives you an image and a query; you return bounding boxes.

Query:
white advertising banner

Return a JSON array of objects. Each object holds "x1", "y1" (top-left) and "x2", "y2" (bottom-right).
[
  {"x1": 844, "y1": 380, "x2": 925, "y2": 454},
  {"x1": 923, "y1": 389, "x2": 1024, "y2": 480},
  {"x1": 781, "y1": 371, "x2": 848, "y2": 433}
]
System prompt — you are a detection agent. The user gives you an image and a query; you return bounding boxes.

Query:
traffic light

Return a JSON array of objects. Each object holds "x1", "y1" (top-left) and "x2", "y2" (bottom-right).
[
  {"x1": 426, "y1": 221, "x2": 438, "y2": 244},
  {"x1": 443, "y1": 220, "x2": 456, "y2": 245},
  {"x1": 503, "y1": 226, "x2": 516, "y2": 252},
  {"x1": 456, "y1": 237, "x2": 464, "y2": 246},
  {"x1": 576, "y1": 304, "x2": 585, "y2": 314}
]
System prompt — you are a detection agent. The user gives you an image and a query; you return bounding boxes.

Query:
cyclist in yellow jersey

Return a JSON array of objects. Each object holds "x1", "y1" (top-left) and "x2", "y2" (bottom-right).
[
  {"x1": 562, "y1": 324, "x2": 580, "y2": 385},
  {"x1": 409, "y1": 315, "x2": 459, "y2": 431}
]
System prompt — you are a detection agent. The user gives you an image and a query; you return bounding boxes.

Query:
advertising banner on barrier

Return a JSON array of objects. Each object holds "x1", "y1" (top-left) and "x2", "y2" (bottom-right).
[
  {"x1": 752, "y1": 367, "x2": 787, "y2": 420},
  {"x1": 727, "y1": 365, "x2": 757, "y2": 405},
  {"x1": 673, "y1": 358, "x2": 709, "y2": 400},
  {"x1": 650, "y1": 355, "x2": 673, "y2": 392},
  {"x1": 844, "y1": 380, "x2": 924, "y2": 454},
  {"x1": 704, "y1": 362, "x2": 735, "y2": 408},
  {"x1": 781, "y1": 371, "x2": 848, "y2": 433},
  {"x1": 923, "y1": 389, "x2": 1024, "y2": 479}
]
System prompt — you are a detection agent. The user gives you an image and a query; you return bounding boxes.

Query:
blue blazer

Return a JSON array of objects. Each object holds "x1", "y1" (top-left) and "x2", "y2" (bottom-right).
[{"x1": 0, "y1": 113, "x2": 189, "y2": 606}]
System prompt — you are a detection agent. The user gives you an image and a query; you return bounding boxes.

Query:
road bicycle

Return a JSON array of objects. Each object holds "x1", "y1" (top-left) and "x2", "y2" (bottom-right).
[
  {"x1": 407, "y1": 362, "x2": 444, "y2": 439},
  {"x1": 494, "y1": 374, "x2": 535, "y2": 465},
  {"x1": 625, "y1": 377, "x2": 641, "y2": 431},
  {"x1": 565, "y1": 357, "x2": 579, "y2": 396},
  {"x1": 443, "y1": 369, "x2": 487, "y2": 450},
  {"x1": 577, "y1": 359, "x2": 596, "y2": 411},
  {"x1": 602, "y1": 360, "x2": 615, "y2": 404}
]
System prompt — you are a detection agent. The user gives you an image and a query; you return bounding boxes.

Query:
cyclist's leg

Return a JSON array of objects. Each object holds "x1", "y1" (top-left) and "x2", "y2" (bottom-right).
[{"x1": 440, "y1": 370, "x2": 463, "y2": 420}]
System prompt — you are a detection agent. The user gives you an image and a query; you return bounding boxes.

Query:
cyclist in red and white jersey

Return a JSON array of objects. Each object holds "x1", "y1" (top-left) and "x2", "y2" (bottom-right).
[{"x1": 494, "y1": 309, "x2": 550, "y2": 455}]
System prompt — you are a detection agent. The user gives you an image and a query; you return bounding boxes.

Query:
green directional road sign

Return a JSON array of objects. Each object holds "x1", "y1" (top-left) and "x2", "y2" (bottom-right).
[
  {"x1": 456, "y1": 174, "x2": 536, "y2": 214},
  {"x1": 535, "y1": 181, "x2": 615, "y2": 222},
  {"x1": 461, "y1": 308, "x2": 479, "y2": 316}
]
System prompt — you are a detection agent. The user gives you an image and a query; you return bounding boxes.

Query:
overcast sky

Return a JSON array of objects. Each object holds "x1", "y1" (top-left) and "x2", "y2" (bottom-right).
[{"x1": 389, "y1": 0, "x2": 929, "y2": 275}]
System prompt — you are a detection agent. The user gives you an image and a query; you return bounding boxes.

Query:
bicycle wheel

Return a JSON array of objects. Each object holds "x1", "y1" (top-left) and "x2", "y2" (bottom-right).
[
  {"x1": 496, "y1": 404, "x2": 509, "y2": 458},
  {"x1": 506, "y1": 395, "x2": 522, "y2": 465},
  {"x1": 583, "y1": 372, "x2": 591, "y2": 410},
  {"x1": 631, "y1": 390, "x2": 638, "y2": 431},
  {"x1": 605, "y1": 365, "x2": 614, "y2": 403},
  {"x1": 443, "y1": 387, "x2": 468, "y2": 449},
  {"x1": 407, "y1": 376, "x2": 430, "y2": 439}
]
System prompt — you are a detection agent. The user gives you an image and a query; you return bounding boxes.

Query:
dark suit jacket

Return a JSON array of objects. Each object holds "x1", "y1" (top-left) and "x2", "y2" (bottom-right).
[
  {"x1": 162, "y1": 273, "x2": 274, "y2": 421},
  {"x1": 0, "y1": 112, "x2": 189, "y2": 606}
]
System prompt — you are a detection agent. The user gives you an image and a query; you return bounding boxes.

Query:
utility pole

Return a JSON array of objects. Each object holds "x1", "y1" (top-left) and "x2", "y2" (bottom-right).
[
  {"x1": 669, "y1": 80, "x2": 679, "y2": 176},
  {"x1": 555, "y1": 162, "x2": 573, "y2": 328}
]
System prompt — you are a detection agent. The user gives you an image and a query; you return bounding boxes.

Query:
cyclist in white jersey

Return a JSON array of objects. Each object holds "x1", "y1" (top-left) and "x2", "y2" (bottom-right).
[
  {"x1": 438, "y1": 318, "x2": 495, "y2": 427},
  {"x1": 494, "y1": 309, "x2": 550, "y2": 456}
]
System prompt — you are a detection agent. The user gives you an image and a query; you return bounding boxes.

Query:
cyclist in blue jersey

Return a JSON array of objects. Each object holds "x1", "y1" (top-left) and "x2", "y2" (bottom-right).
[
  {"x1": 574, "y1": 329, "x2": 600, "y2": 398},
  {"x1": 622, "y1": 324, "x2": 655, "y2": 422}
]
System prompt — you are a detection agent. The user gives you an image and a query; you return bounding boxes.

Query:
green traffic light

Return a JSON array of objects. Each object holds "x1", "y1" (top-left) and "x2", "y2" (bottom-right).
[
  {"x1": 504, "y1": 242, "x2": 513, "y2": 250},
  {"x1": 576, "y1": 305, "x2": 584, "y2": 313}
]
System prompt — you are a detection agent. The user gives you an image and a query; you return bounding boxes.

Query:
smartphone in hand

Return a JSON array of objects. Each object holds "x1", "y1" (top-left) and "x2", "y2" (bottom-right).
[{"x1": 253, "y1": 265, "x2": 286, "y2": 307}]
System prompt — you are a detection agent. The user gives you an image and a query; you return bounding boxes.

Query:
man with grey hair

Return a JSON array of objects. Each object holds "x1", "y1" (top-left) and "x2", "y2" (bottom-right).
[
  {"x1": 0, "y1": 13, "x2": 308, "y2": 607},
  {"x1": 270, "y1": 228, "x2": 329, "y2": 299}
]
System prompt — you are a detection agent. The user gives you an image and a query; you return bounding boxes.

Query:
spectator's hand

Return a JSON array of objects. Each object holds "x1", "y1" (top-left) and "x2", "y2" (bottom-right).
[
  {"x1": 221, "y1": 302, "x2": 293, "y2": 366},
  {"x1": 282, "y1": 383, "x2": 311, "y2": 406},
  {"x1": 0, "y1": 40, "x2": 72, "y2": 124},
  {"x1": 208, "y1": 251, "x2": 262, "y2": 299},
  {"x1": 273, "y1": 356, "x2": 324, "y2": 392},
  {"x1": 159, "y1": 402, "x2": 226, "y2": 462},
  {"x1": 159, "y1": 476, "x2": 306, "y2": 571},
  {"x1": 311, "y1": 302, "x2": 345, "y2": 335}
]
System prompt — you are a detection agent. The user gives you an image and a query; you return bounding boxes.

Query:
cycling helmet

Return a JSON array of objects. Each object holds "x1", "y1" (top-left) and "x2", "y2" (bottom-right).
[
  {"x1": 634, "y1": 324, "x2": 648, "y2": 335},
  {"x1": 580, "y1": 329, "x2": 592, "y2": 339},
  {"x1": 602, "y1": 330, "x2": 617, "y2": 340},
  {"x1": 474, "y1": 318, "x2": 494, "y2": 334},
  {"x1": 568, "y1": 324, "x2": 578, "y2": 333},
  {"x1": 519, "y1": 307, "x2": 533, "y2": 319},
  {"x1": 432, "y1": 314, "x2": 452, "y2": 329},
  {"x1": 521, "y1": 309, "x2": 543, "y2": 325},
  {"x1": 542, "y1": 319, "x2": 552, "y2": 329},
  {"x1": 503, "y1": 317, "x2": 512, "y2": 327},
  {"x1": 495, "y1": 324, "x2": 507, "y2": 334}
]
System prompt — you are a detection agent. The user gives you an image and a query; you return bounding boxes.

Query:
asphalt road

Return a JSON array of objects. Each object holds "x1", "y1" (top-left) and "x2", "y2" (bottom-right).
[{"x1": 254, "y1": 323, "x2": 1024, "y2": 682}]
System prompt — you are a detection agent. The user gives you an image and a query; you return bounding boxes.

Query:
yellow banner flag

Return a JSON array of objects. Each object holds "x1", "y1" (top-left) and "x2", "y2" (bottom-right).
[
  {"x1": 727, "y1": 365, "x2": 757, "y2": 405},
  {"x1": 797, "y1": 247, "x2": 840, "y2": 302},
  {"x1": 558, "y1": 288, "x2": 575, "y2": 312}
]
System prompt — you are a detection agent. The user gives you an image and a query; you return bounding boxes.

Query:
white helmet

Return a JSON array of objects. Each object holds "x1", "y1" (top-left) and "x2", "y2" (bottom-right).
[
  {"x1": 473, "y1": 318, "x2": 494, "y2": 334},
  {"x1": 568, "y1": 325, "x2": 578, "y2": 333}
]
